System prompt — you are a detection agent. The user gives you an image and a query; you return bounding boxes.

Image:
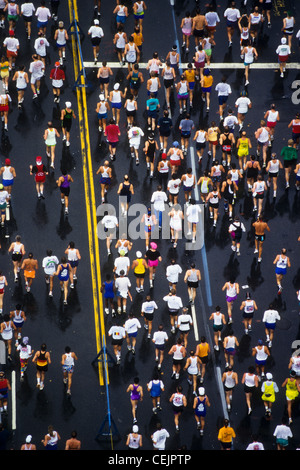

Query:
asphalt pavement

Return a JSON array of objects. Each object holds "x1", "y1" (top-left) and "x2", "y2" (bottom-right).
[{"x1": 1, "y1": 0, "x2": 300, "y2": 455}]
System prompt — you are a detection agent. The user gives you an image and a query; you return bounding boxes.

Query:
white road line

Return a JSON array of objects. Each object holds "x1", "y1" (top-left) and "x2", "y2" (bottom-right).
[
  {"x1": 11, "y1": 370, "x2": 16, "y2": 431},
  {"x1": 83, "y1": 61, "x2": 300, "y2": 70}
]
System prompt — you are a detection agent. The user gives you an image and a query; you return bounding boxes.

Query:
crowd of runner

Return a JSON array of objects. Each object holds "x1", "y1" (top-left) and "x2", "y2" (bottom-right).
[{"x1": 0, "y1": 0, "x2": 300, "y2": 451}]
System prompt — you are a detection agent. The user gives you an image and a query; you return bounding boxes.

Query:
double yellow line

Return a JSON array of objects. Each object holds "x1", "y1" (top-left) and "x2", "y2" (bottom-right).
[{"x1": 68, "y1": 0, "x2": 106, "y2": 385}]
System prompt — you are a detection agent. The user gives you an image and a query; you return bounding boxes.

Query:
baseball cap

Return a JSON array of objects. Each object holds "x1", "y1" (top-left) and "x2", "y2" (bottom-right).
[
  {"x1": 94, "y1": 19, "x2": 99, "y2": 24},
  {"x1": 55, "y1": 61, "x2": 60, "y2": 67},
  {"x1": 119, "y1": 249, "x2": 126, "y2": 256},
  {"x1": 36, "y1": 156, "x2": 42, "y2": 163},
  {"x1": 65, "y1": 101, "x2": 72, "y2": 108},
  {"x1": 173, "y1": 141, "x2": 179, "y2": 147},
  {"x1": 5, "y1": 158, "x2": 11, "y2": 165},
  {"x1": 198, "y1": 387, "x2": 205, "y2": 396},
  {"x1": 26, "y1": 435, "x2": 32, "y2": 443},
  {"x1": 114, "y1": 83, "x2": 120, "y2": 90},
  {"x1": 132, "y1": 425, "x2": 139, "y2": 433},
  {"x1": 161, "y1": 153, "x2": 167, "y2": 160},
  {"x1": 136, "y1": 251, "x2": 142, "y2": 258},
  {"x1": 99, "y1": 94, "x2": 105, "y2": 100},
  {"x1": 150, "y1": 242, "x2": 157, "y2": 249},
  {"x1": 266, "y1": 373, "x2": 273, "y2": 380},
  {"x1": 281, "y1": 37, "x2": 287, "y2": 44}
]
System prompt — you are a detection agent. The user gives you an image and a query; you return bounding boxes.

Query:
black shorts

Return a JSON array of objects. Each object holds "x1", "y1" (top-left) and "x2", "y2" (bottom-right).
[
  {"x1": 63, "y1": 119, "x2": 72, "y2": 132},
  {"x1": 255, "y1": 234, "x2": 265, "y2": 242},
  {"x1": 111, "y1": 338, "x2": 123, "y2": 346},
  {"x1": 187, "y1": 281, "x2": 199, "y2": 288},
  {"x1": 60, "y1": 186, "x2": 70, "y2": 196},
  {"x1": 284, "y1": 159, "x2": 297, "y2": 169},
  {"x1": 91, "y1": 37, "x2": 101, "y2": 46}
]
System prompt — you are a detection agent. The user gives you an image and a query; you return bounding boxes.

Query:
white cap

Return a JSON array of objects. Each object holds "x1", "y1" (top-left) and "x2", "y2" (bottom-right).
[
  {"x1": 281, "y1": 37, "x2": 287, "y2": 44},
  {"x1": 266, "y1": 373, "x2": 273, "y2": 380},
  {"x1": 136, "y1": 251, "x2": 142, "y2": 258},
  {"x1": 198, "y1": 387, "x2": 205, "y2": 396},
  {"x1": 99, "y1": 94, "x2": 105, "y2": 100},
  {"x1": 94, "y1": 19, "x2": 99, "y2": 24},
  {"x1": 114, "y1": 83, "x2": 120, "y2": 90},
  {"x1": 26, "y1": 435, "x2": 32, "y2": 443},
  {"x1": 132, "y1": 425, "x2": 139, "y2": 433},
  {"x1": 65, "y1": 101, "x2": 71, "y2": 108}
]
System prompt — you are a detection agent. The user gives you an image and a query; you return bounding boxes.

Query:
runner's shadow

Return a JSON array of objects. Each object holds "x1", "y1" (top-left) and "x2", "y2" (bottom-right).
[{"x1": 56, "y1": 207, "x2": 73, "y2": 240}]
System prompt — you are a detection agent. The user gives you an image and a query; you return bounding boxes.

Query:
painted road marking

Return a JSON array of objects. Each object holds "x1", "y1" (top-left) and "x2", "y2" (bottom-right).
[
  {"x1": 68, "y1": 0, "x2": 106, "y2": 386},
  {"x1": 83, "y1": 61, "x2": 300, "y2": 70}
]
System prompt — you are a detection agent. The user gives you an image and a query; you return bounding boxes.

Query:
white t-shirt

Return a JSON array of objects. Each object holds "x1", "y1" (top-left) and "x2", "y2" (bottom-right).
[
  {"x1": 224, "y1": 7, "x2": 240, "y2": 22},
  {"x1": 276, "y1": 44, "x2": 291, "y2": 57},
  {"x1": 151, "y1": 190, "x2": 168, "y2": 212},
  {"x1": 163, "y1": 294, "x2": 183, "y2": 310},
  {"x1": 35, "y1": 6, "x2": 51, "y2": 22},
  {"x1": 152, "y1": 429, "x2": 170, "y2": 450},
  {"x1": 34, "y1": 37, "x2": 50, "y2": 57},
  {"x1": 235, "y1": 97, "x2": 251, "y2": 114},
  {"x1": 42, "y1": 255, "x2": 59, "y2": 275},
  {"x1": 101, "y1": 215, "x2": 118, "y2": 229},
  {"x1": 108, "y1": 325, "x2": 125, "y2": 340},
  {"x1": 177, "y1": 313, "x2": 193, "y2": 331},
  {"x1": 29, "y1": 60, "x2": 44, "y2": 78},
  {"x1": 124, "y1": 317, "x2": 141, "y2": 334},
  {"x1": 166, "y1": 264, "x2": 182, "y2": 283},
  {"x1": 3, "y1": 37, "x2": 19, "y2": 52},
  {"x1": 21, "y1": 2, "x2": 35, "y2": 17},
  {"x1": 186, "y1": 204, "x2": 201, "y2": 223},
  {"x1": 114, "y1": 256, "x2": 130, "y2": 276},
  {"x1": 167, "y1": 178, "x2": 181, "y2": 195},
  {"x1": 141, "y1": 300, "x2": 158, "y2": 314},
  {"x1": 88, "y1": 25, "x2": 104, "y2": 38},
  {"x1": 128, "y1": 127, "x2": 144, "y2": 146},
  {"x1": 153, "y1": 330, "x2": 168, "y2": 345},
  {"x1": 0, "y1": 190, "x2": 9, "y2": 205},
  {"x1": 273, "y1": 425, "x2": 293, "y2": 440},
  {"x1": 115, "y1": 276, "x2": 131, "y2": 297},
  {"x1": 215, "y1": 82, "x2": 232, "y2": 96},
  {"x1": 223, "y1": 114, "x2": 239, "y2": 129}
]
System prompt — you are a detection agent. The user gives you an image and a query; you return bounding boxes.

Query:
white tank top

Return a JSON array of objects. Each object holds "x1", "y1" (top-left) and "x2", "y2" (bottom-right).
[
  {"x1": 209, "y1": 191, "x2": 219, "y2": 204},
  {"x1": 116, "y1": 32, "x2": 126, "y2": 49},
  {"x1": 126, "y1": 43, "x2": 136, "y2": 62},
  {"x1": 163, "y1": 66, "x2": 174, "y2": 81},
  {"x1": 267, "y1": 110, "x2": 278, "y2": 123},
  {"x1": 226, "y1": 283, "x2": 237, "y2": 297},
  {"x1": 126, "y1": 99, "x2": 136, "y2": 112},
  {"x1": 225, "y1": 336, "x2": 236, "y2": 349},
  {"x1": 159, "y1": 161, "x2": 169, "y2": 173},
  {"x1": 16, "y1": 71, "x2": 27, "y2": 89},
  {"x1": 63, "y1": 352, "x2": 74, "y2": 367},
  {"x1": 128, "y1": 433, "x2": 141, "y2": 449},
  {"x1": 172, "y1": 392, "x2": 184, "y2": 407},
  {"x1": 224, "y1": 371, "x2": 236, "y2": 388},
  {"x1": 244, "y1": 300, "x2": 254, "y2": 313},
  {"x1": 111, "y1": 90, "x2": 121, "y2": 103},
  {"x1": 245, "y1": 373, "x2": 256, "y2": 387},
  {"x1": 244, "y1": 46, "x2": 254, "y2": 63},
  {"x1": 98, "y1": 101, "x2": 107, "y2": 114},
  {"x1": 276, "y1": 255, "x2": 287, "y2": 268},
  {"x1": 212, "y1": 312, "x2": 222, "y2": 325},
  {"x1": 56, "y1": 29, "x2": 66, "y2": 46},
  {"x1": 196, "y1": 130, "x2": 206, "y2": 143},
  {"x1": 184, "y1": 174, "x2": 194, "y2": 188},
  {"x1": 67, "y1": 248, "x2": 78, "y2": 261},
  {"x1": 173, "y1": 344, "x2": 184, "y2": 360},
  {"x1": 187, "y1": 356, "x2": 198, "y2": 374},
  {"x1": 258, "y1": 127, "x2": 269, "y2": 143},
  {"x1": 269, "y1": 159, "x2": 279, "y2": 173},
  {"x1": 178, "y1": 80, "x2": 188, "y2": 95},
  {"x1": 2, "y1": 166, "x2": 13, "y2": 180},
  {"x1": 149, "y1": 77, "x2": 158, "y2": 92},
  {"x1": 255, "y1": 346, "x2": 268, "y2": 361}
]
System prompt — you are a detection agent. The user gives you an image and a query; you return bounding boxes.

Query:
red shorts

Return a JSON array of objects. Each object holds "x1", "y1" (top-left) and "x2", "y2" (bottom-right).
[
  {"x1": 279, "y1": 55, "x2": 288, "y2": 62},
  {"x1": 0, "y1": 105, "x2": 9, "y2": 112},
  {"x1": 267, "y1": 121, "x2": 277, "y2": 128},
  {"x1": 0, "y1": 288, "x2": 4, "y2": 294},
  {"x1": 170, "y1": 159, "x2": 181, "y2": 167},
  {"x1": 7, "y1": 50, "x2": 17, "y2": 58},
  {"x1": 209, "y1": 140, "x2": 218, "y2": 146}
]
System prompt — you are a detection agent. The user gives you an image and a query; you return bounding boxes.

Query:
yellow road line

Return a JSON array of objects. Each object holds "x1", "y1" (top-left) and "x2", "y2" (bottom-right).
[{"x1": 68, "y1": 0, "x2": 107, "y2": 386}]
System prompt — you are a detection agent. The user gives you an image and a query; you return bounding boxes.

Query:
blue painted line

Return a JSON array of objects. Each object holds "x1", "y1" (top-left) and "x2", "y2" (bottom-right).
[{"x1": 201, "y1": 243, "x2": 213, "y2": 308}]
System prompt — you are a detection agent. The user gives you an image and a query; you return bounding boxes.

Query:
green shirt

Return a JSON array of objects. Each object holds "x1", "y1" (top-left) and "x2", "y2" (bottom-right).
[{"x1": 280, "y1": 146, "x2": 298, "y2": 161}]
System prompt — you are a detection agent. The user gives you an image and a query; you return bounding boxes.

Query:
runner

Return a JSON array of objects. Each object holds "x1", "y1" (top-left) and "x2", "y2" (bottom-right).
[
  {"x1": 61, "y1": 101, "x2": 76, "y2": 147},
  {"x1": 29, "y1": 54, "x2": 44, "y2": 99},
  {"x1": 163, "y1": 288, "x2": 183, "y2": 334},
  {"x1": 221, "y1": 174, "x2": 238, "y2": 221},
  {"x1": 101, "y1": 210, "x2": 118, "y2": 255},
  {"x1": 215, "y1": 76, "x2": 232, "y2": 121},
  {"x1": 147, "y1": 372, "x2": 164, "y2": 414},
  {"x1": 222, "y1": 278, "x2": 239, "y2": 324},
  {"x1": 55, "y1": 257, "x2": 71, "y2": 305},
  {"x1": 49, "y1": 61, "x2": 65, "y2": 104},
  {"x1": 151, "y1": 422, "x2": 169, "y2": 451},
  {"x1": 124, "y1": 35, "x2": 138, "y2": 72},
  {"x1": 124, "y1": 93, "x2": 137, "y2": 129},
  {"x1": 108, "y1": 321, "x2": 126, "y2": 364},
  {"x1": 235, "y1": 91, "x2": 252, "y2": 131},
  {"x1": 65, "y1": 431, "x2": 81, "y2": 451},
  {"x1": 222, "y1": 365, "x2": 238, "y2": 412},
  {"x1": 168, "y1": 337, "x2": 186, "y2": 380},
  {"x1": 146, "y1": 91, "x2": 160, "y2": 131},
  {"x1": 261, "y1": 372, "x2": 279, "y2": 418},
  {"x1": 252, "y1": 174, "x2": 267, "y2": 216},
  {"x1": 275, "y1": 37, "x2": 291, "y2": 78},
  {"x1": 167, "y1": 173, "x2": 181, "y2": 207},
  {"x1": 104, "y1": 118, "x2": 121, "y2": 161},
  {"x1": 219, "y1": 126, "x2": 235, "y2": 168},
  {"x1": 193, "y1": 387, "x2": 210, "y2": 435},
  {"x1": 54, "y1": 20, "x2": 68, "y2": 65},
  {"x1": 65, "y1": 241, "x2": 81, "y2": 288},
  {"x1": 56, "y1": 170, "x2": 73, "y2": 216},
  {"x1": 191, "y1": 7, "x2": 206, "y2": 50},
  {"x1": 12, "y1": 65, "x2": 29, "y2": 109},
  {"x1": 42, "y1": 249, "x2": 59, "y2": 297},
  {"x1": 35, "y1": 0, "x2": 51, "y2": 35},
  {"x1": 0, "y1": 314, "x2": 15, "y2": 361},
  {"x1": 32, "y1": 343, "x2": 51, "y2": 390},
  {"x1": 281, "y1": 371, "x2": 300, "y2": 424},
  {"x1": 0, "y1": 271, "x2": 7, "y2": 314},
  {"x1": 157, "y1": 110, "x2": 173, "y2": 153},
  {"x1": 97, "y1": 61, "x2": 113, "y2": 100},
  {"x1": 133, "y1": 1, "x2": 146, "y2": 28},
  {"x1": 145, "y1": 242, "x2": 161, "y2": 288},
  {"x1": 184, "y1": 263, "x2": 201, "y2": 304},
  {"x1": 109, "y1": 83, "x2": 127, "y2": 126},
  {"x1": 61, "y1": 346, "x2": 78, "y2": 396},
  {"x1": 128, "y1": 122, "x2": 144, "y2": 165},
  {"x1": 21, "y1": 252, "x2": 38, "y2": 293},
  {"x1": 169, "y1": 204, "x2": 183, "y2": 249},
  {"x1": 186, "y1": 198, "x2": 202, "y2": 243},
  {"x1": 280, "y1": 138, "x2": 298, "y2": 188},
  {"x1": 126, "y1": 377, "x2": 143, "y2": 424},
  {"x1": 34, "y1": 31, "x2": 49, "y2": 67},
  {"x1": 207, "y1": 122, "x2": 220, "y2": 162},
  {"x1": 152, "y1": 324, "x2": 168, "y2": 371},
  {"x1": 264, "y1": 104, "x2": 280, "y2": 143},
  {"x1": 273, "y1": 417, "x2": 293, "y2": 449},
  {"x1": 209, "y1": 306, "x2": 226, "y2": 350},
  {"x1": 200, "y1": 67, "x2": 213, "y2": 112},
  {"x1": 229, "y1": 215, "x2": 246, "y2": 256},
  {"x1": 252, "y1": 215, "x2": 270, "y2": 263},
  {"x1": 44, "y1": 122, "x2": 60, "y2": 169},
  {"x1": 41, "y1": 425, "x2": 61, "y2": 449},
  {"x1": 113, "y1": 25, "x2": 127, "y2": 66},
  {"x1": 193, "y1": 127, "x2": 208, "y2": 164},
  {"x1": 195, "y1": 336, "x2": 210, "y2": 384},
  {"x1": 262, "y1": 303, "x2": 281, "y2": 348},
  {"x1": 239, "y1": 292, "x2": 257, "y2": 334},
  {"x1": 143, "y1": 132, "x2": 158, "y2": 179},
  {"x1": 126, "y1": 425, "x2": 142, "y2": 450},
  {"x1": 177, "y1": 307, "x2": 193, "y2": 348},
  {"x1": 217, "y1": 418, "x2": 236, "y2": 450},
  {"x1": 169, "y1": 385, "x2": 187, "y2": 432},
  {"x1": 141, "y1": 294, "x2": 157, "y2": 338},
  {"x1": 180, "y1": 10, "x2": 192, "y2": 53},
  {"x1": 0, "y1": 184, "x2": 9, "y2": 228},
  {"x1": 184, "y1": 349, "x2": 201, "y2": 396},
  {"x1": 87, "y1": 18, "x2": 104, "y2": 64},
  {"x1": 124, "y1": 313, "x2": 141, "y2": 355},
  {"x1": 96, "y1": 160, "x2": 112, "y2": 204},
  {"x1": 17, "y1": 337, "x2": 32, "y2": 382},
  {"x1": 255, "y1": 120, "x2": 271, "y2": 168},
  {"x1": 8, "y1": 234, "x2": 25, "y2": 282},
  {"x1": 224, "y1": 1, "x2": 241, "y2": 47},
  {"x1": 179, "y1": 114, "x2": 194, "y2": 155},
  {"x1": 244, "y1": 154, "x2": 261, "y2": 193},
  {"x1": 266, "y1": 152, "x2": 283, "y2": 198},
  {"x1": 273, "y1": 248, "x2": 291, "y2": 294},
  {"x1": 115, "y1": 269, "x2": 132, "y2": 314},
  {"x1": 252, "y1": 339, "x2": 270, "y2": 381},
  {"x1": 236, "y1": 131, "x2": 251, "y2": 173},
  {"x1": 242, "y1": 365, "x2": 259, "y2": 415},
  {"x1": 0, "y1": 371, "x2": 11, "y2": 413},
  {"x1": 117, "y1": 174, "x2": 134, "y2": 216},
  {"x1": 20, "y1": 1, "x2": 36, "y2": 40},
  {"x1": 176, "y1": 74, "x2": 189, "y2": 114}
]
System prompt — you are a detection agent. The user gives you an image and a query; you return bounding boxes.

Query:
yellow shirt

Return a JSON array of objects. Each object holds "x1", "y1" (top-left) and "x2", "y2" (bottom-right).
[
  {"x1": 203, "y1": 75, "x2": 213, "y2": 88},
  {"x1": 218, "y1": 426, "x2": 236, "y2": 442}
]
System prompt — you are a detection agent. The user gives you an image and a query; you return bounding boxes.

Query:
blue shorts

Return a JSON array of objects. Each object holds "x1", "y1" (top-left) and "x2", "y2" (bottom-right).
[
  {"x1": 275, "y1": 267, "x2": 286, "y2": 275},
  {"x1": 37, "y1": 20, "x2": 48, "y2": 29},
  {"x1": 218, "y1": 95, "x2": 228, "y2": 105},
  {"x1": 265, "y1": 322, "x2": 276, "y2": 330},
  {"x1": 98, "y1": 112, "x2": 107, "y2": 119},
  {"x1": 226, "y1": 19, "x2": 237, "y2": 28},
  {"x1": 2, "y1": 179, "x2": 13, "y2": 186},
  {"x1": 128, "y1": 331, "x2": 138, "y2": 338},
  {"x1": 111, "y1": 102, "x2": 122, "y2": 109},
  {"x1": 116, "y1": 15, "x2": 126, "y2": 24}
]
